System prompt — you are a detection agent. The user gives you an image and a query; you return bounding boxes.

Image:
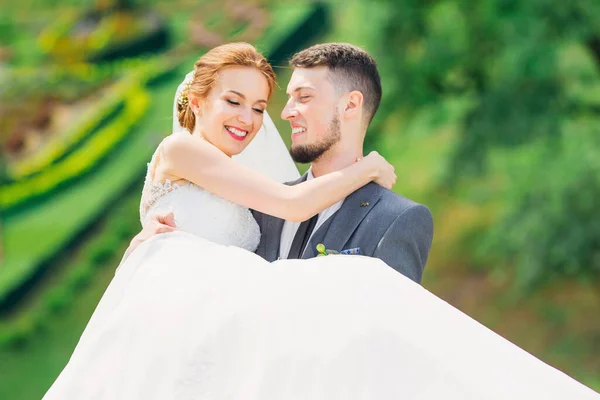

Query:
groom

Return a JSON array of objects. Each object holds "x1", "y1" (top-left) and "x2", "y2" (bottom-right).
[{"x1": 132, "y1": 43, "x2": 433, "y2": 283}]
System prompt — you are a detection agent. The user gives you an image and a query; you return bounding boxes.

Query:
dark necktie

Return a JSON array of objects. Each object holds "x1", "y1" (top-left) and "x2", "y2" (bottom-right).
[{"x1": 287, "y1": 214, "x2": 319, "y2": 259}]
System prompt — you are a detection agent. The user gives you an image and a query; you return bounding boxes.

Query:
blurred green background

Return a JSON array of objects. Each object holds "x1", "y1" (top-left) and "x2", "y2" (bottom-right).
[{"x1": 0, "y1": 0, "x2": 599, "y2": 398}]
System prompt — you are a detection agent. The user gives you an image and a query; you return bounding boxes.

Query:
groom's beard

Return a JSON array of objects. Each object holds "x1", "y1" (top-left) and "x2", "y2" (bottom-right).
[{"x1": 289, "y1": 114, "x2": 341, "y2": 164}]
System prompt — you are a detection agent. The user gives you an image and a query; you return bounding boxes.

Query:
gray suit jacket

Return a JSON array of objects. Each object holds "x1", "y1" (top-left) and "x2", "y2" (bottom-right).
[{"x1": 252, "y1": 174, "x2": 434, "y2": 283}]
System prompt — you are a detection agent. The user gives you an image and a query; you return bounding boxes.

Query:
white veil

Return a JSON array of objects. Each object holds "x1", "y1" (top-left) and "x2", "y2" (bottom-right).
[{"x1": 173, "y1": 71, "x2": 300, "y2": 183}]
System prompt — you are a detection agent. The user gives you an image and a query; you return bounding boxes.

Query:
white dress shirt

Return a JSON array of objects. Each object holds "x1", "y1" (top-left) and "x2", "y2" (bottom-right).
[{"x1": 279, "y1": 169, "x2": 345, "y2": 259}]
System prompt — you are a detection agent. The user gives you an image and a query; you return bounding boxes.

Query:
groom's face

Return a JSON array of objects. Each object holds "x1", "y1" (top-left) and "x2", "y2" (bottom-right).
[{"x1": 282, "y1": 67, "x2": 341, "y2": 163}]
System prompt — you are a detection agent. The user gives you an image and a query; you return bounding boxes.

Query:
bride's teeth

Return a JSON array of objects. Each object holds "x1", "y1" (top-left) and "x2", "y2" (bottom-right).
[
  {"x1": 292, "y1": 127, "x2": 306, "y2": 134},
  {"x1": 226, "y1": 126, "x2": 247, "y2": 137}
]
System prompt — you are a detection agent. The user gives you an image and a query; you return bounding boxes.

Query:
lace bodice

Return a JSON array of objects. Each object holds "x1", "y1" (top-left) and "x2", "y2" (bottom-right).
[{"x1": 139, "y1": 136, "x2": 260, "y2": 252}]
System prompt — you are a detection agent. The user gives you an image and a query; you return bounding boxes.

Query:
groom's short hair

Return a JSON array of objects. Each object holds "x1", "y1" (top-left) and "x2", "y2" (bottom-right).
[{"x1": 289, "y1": 43, "x2": 382, "y2": 127}]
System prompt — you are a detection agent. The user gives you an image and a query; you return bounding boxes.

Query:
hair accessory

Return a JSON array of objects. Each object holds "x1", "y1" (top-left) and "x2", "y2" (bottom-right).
[{"x1": 177, "y1": 70, "x2": 196, "y2": 107}]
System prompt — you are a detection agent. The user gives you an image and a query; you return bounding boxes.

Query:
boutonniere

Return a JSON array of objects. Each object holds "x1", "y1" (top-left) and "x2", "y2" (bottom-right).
[
  {"x1": 316, "y1": 244, "x2": 361, "y2": 256},
  {"x1": 316, "y1": 243, "x2": 339, "y2": 256}
]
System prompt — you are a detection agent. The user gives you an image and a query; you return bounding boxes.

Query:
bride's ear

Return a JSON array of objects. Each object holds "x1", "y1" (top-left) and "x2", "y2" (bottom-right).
[
  {"x1": 343, "y1": 90, "x2": 364, "y2": 120},
  {"x1": 189, "y1": 94, "x2": 203, "y2": 116}
]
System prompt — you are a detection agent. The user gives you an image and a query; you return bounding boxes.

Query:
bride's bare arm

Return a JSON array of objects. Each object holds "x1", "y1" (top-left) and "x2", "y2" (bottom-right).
[{"x1": 160, "y1": 135, "x2": 395, "y2": 222}]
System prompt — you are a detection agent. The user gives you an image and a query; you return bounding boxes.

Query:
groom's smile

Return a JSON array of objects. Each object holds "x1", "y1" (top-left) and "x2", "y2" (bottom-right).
[{"x1": 291, "y1": 124, "x2": 307, "y2": 141}]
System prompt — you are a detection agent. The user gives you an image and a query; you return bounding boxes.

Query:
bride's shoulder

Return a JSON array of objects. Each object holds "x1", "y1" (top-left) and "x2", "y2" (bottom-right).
[
  {"x1": 159, "y1": 132, "x2": 220, "y2": 174},
  {"x1": 160, "y1": 132, "x2": 201, "y2": 156},
  {"x1": 162, "y1": 131, "x2": 193, "y2": 145}
]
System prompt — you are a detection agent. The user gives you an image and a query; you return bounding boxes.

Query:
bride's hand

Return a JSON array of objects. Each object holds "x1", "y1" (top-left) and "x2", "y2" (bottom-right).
[{"x1": 362, "y1": 151, "x2": 396, "y2": 190}]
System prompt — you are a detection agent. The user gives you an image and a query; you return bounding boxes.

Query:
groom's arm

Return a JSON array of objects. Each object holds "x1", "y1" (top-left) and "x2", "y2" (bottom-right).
[{"x1": 372, "y1": 204, "x2": 434, "y2": 283}]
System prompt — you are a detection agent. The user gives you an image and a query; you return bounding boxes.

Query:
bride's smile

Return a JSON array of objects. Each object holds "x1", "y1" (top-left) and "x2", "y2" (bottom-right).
[{"x1": 224, "y1": 125, "x2": 249, "y2": 141}]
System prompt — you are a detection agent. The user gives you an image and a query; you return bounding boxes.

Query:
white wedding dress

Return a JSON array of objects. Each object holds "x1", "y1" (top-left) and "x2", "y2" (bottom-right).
[{"x1": 42, "y1": 134, "x2": 599, "y2": 400}]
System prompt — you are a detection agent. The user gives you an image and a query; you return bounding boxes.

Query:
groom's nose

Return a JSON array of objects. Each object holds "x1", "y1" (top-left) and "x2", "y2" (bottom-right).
[{"x1": 281, "y1": 99, "x2": 298, "y2": 121}]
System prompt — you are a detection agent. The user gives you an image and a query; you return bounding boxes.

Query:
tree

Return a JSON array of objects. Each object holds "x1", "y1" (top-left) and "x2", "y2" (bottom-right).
[
  {"x1": 366, "y1": 0, "x2": 600, "y2": 286},
  {"x1": 373, "y1": 0, "x2": 600, "y2": 177}
]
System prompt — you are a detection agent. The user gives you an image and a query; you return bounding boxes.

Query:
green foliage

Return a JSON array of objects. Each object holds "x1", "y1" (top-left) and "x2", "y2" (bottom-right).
[
  {"x1": 257, "y1": 2, "x2": 329, "y2": 66},
  {"x1": 0, "y1": 16, "x2": 16, "y2": 45},
  {"x1": 357, "y1": 0, "x2": 600, "y2": 287},
  {"x1": 372, "y1": 0, "x2": 600, "y2": 176},
  {"x1": 479, "y1": 131, "x2": 600, "y2": 288}
]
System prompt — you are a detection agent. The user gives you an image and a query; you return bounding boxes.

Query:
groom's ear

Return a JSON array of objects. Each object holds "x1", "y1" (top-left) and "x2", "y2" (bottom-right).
[{"x1": 343, "y1": 90, "x2": 364, "y2": 120}]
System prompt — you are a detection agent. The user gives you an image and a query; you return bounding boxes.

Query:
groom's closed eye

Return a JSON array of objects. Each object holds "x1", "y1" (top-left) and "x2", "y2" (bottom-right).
[{"x1": 286, "y1": 94, "x2": 311, "y2": 102}]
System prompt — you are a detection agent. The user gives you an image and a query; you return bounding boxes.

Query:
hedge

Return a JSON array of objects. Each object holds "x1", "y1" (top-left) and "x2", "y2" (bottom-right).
[
  {"x1": 7, "y1": 85, "x2": 126, "y2": 180},
  {"x1": 6, "y1": 58, "x2": 168, "y2": 180},
  {"x1": 1, "y1": 84, "x2": 150, "y2": 210},
  {"x1": 38, "y1": 9, "x2": 169, "y2": 63}
]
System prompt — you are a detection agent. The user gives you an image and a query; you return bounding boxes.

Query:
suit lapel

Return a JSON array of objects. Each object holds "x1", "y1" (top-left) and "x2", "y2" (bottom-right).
[
  {"x1": 302, "y1": 182, "x2": 383, "y2": 259},
  {"x1": 263, "y1": 217, "x2": 284, "y2": 261},
  {"x1": 264, "y1": 173, "x2": 308, "y2": 261}
]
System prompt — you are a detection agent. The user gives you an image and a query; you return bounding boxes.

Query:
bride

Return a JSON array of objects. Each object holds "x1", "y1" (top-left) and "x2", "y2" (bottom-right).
[{"x1": 44, "y1": 43, "x2": 598, "y2": 399}]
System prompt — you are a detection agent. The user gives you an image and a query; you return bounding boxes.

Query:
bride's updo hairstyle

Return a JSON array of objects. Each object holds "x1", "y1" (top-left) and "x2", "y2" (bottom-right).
[{"x1": 177, "y1": 42, "x2": 276, "y2": 133}]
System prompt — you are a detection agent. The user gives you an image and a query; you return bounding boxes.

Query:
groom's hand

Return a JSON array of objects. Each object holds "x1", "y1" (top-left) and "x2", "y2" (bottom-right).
[{"x1": 127, "y1": 212, "x2": 179, "y2": 254}]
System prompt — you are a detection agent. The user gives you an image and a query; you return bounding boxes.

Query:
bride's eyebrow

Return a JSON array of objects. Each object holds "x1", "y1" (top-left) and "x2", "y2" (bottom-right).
[{"x1": 225, "y1": 90, "x2": 267, "y2": 104}]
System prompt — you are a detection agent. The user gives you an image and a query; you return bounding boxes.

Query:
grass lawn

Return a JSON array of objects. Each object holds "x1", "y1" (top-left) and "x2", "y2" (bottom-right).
[{"x1": 0, "y1": 202, "x2": 135, "y2": 399}]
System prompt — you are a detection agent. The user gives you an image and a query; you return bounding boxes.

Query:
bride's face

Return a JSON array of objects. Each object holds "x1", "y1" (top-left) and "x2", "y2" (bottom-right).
[{"x1": 192, "y1": 66, "x2": 269, "y2": 156}]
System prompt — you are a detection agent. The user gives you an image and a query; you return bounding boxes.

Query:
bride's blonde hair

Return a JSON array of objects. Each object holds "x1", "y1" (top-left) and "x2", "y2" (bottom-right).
[{"x1": 177, "y1": 42, "x2": 276, "y2": 133}]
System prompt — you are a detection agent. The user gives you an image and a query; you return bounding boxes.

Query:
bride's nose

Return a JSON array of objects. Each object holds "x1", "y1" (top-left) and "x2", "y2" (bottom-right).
[{"x1": 237, "y1": 107, "x2": 252, "y2": 126}]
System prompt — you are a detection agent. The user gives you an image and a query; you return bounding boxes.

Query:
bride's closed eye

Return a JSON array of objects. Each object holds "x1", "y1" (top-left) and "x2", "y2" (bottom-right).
[{"x1": 227, "y1": 99, "x2": 264, "y2": 114}]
